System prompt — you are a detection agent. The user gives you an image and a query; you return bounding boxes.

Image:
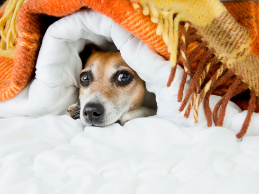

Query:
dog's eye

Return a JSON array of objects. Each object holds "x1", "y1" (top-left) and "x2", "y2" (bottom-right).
[
  {"x1": 81, "y1": 75, "x2": 89, "y2": 83},
  {"x1": 114, "y1": 70, "x2": 133, "y2": 86},
  {"x1": 80, "y1": 71, "x2": 92, "y2": 86},
  {"x1": 118, "y1": 73, "x2": 131, "y2": 82}
]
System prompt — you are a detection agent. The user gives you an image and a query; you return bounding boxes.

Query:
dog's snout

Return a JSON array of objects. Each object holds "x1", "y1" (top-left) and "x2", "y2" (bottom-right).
[{"x1": 83, "y1": 103, "x2": 104, "y2": 124}]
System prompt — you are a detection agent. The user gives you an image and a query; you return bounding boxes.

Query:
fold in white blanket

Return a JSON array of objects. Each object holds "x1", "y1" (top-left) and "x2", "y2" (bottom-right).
[
  {"x1": 1, "y1": 115, "x2": 259, "y2": 194},
  {"x1": 0, "y1": 9, "x2": 259, "y2": 194}
]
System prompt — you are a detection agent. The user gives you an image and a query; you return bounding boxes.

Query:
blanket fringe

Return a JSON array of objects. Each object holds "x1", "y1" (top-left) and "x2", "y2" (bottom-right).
[
  {"x1": 167, "y1": 66, "x2": 177, "y2": 87},
  {"x1": 131, "y1": 0, "x2": 259, "y2": 138},
  {"x1": 0, "y1": 0, "x2": 27, "y2": 50},
  {"x1": 214, "y1": 76, "x2": 242, "y2": 126},
  {"x1": 236, "y1": 90, "x2": 256, "y2": 138},
  {"x1": 178, "y1": 43, "x2": 210, "y2": 113},
  {"x1": 203, "y1": 70, "x2": 234, "y2": 127},
  {"x1": 166, "y1": 22, "x2": 256, "y2": 138}
]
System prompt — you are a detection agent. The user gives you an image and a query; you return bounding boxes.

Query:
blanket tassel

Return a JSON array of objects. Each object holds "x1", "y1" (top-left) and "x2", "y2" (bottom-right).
[
  {"x1": 202, "y1": 70, "x2": 234, "y2": 126},
  {"x1": 179, "y1": 46, "x2": 210, "y2": 113},
  {"x1": 236, "y1": 89, "x2": 256, "y2": 138},
  {"x1": 177, "y1": 22, "x2": 190, "y2": 102},
  {"x1": 167, "y1": 66, "x2": 177, "y2": 87},
  {"x1": 215, "y1": 76, "x2": 243, "y2": 126}
]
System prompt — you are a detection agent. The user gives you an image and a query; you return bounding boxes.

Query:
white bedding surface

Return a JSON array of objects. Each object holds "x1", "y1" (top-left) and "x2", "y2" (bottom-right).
[
  {"x1": 1, "y1": 9, "x2": 259, "y2": 193},
  {"x1": 1, "y1": 115, "x2": 259, "y2": 194}
]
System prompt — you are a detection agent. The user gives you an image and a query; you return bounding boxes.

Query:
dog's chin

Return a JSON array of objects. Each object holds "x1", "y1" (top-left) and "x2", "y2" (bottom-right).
[{"x1": 80, "y1": 118, "x2": 120, "y2": 127}]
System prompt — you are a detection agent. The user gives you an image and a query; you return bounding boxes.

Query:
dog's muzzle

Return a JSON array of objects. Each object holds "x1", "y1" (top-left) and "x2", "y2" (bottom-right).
[{"x1": 83, "y1": 103, "x2": 104, "y2": 125}]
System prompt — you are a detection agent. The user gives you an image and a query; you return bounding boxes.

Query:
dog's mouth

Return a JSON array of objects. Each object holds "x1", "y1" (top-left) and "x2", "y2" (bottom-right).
[
  {"x1": 81, "y1": 113, "x2": 122, "y2": 127},
  {"x1": 83, "y1": 120, "x2": 116, "y2": 127}
]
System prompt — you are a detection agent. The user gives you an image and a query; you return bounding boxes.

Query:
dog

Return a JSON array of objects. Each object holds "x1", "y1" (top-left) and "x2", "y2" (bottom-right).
[{"x1": 67, "y1": 45, "x2": 157, "y2": 126}]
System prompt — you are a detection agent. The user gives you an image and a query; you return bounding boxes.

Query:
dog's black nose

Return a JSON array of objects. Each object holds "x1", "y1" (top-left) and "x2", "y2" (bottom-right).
[{"x1": 83, "y1": 103, "x2": 104, "y2": 124}]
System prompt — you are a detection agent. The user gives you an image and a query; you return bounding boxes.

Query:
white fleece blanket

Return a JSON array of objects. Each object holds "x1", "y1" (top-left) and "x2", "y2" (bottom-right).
[{"x1": 1, "y1": 9, "x2": 259, "y2": 194}]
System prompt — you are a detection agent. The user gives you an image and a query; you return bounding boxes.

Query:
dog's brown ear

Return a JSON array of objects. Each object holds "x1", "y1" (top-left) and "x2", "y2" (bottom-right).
[{"x1": 80, "y1": 44, "x2": 98, "y2": 67}]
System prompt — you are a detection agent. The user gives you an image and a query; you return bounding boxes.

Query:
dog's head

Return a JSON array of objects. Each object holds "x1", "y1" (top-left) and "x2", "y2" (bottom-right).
[{"x1": 79, "y1": 46, "x2": 145, "y2": 126}]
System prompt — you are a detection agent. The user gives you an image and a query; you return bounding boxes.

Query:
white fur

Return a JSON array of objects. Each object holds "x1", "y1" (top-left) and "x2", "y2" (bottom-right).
[
  {"x1": 79, "y1": 91, "x2": 132, "y2": 126},
  {"x1": 119, "y1": 106, "x2": 157, "y2": 125}
]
